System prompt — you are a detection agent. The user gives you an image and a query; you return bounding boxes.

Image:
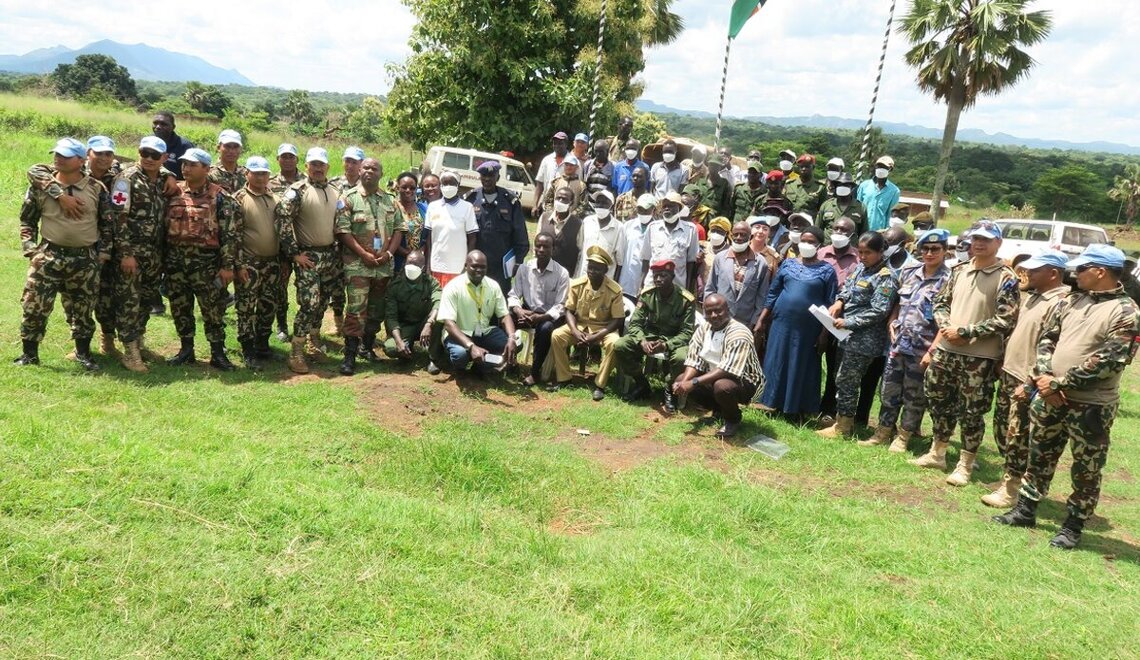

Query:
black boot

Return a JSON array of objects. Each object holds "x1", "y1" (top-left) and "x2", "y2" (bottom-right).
[
  {"x1": 209, "y1": 341, "x2": 236, "y2": 371},
  {"x1": 241, "y1": 340, "x2": 262, "y2": 372},
  {"x1": 663, "y1": 388, "x2": 677, "y2": 414},
  {"x1": 14, "y1": 339, "x2": 40, "y2": 366},
  {"x1": 167, "y1": 338, "x2": 196, "y2": 365},
  {"x1": 992, "y1": 495, "x2": 1038, "y2": 527},
  {"x1": 1050, "y1": 515, "x2": 1084, "y2": 550},
  {"x1": 340, "y1": 337, "x2": 359, "y2": 376},
  {"x1": 74, "y1": 338, "x2": 100, "y2": 371},
  {"x1": 256, "y1": 334, "x2": 273, "y2": 360},
  {"x1": 359, "y1": 333, "x2": 380, "y2": 362},
  {"x1": 622, "y1": 377, "x2": 651, "y2": 402}
]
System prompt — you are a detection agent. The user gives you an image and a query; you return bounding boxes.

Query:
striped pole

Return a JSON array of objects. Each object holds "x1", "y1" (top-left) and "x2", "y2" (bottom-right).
[
  {"x1": 855, "y1": 0, "x2": 897, "y2": 180},
  {"x1": 588, "y1": 0, "x2": 608, "y2": 140},
  {"x1": 714, "y1": 37, "x2": 732, "y2": 150}
]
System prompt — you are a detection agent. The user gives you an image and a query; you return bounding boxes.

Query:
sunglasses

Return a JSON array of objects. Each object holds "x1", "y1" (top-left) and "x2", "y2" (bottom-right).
[
  {"x1": 919, "y1": 245, "x2": 944, "y2": 253},
  {"x1": 1075, "y1": 264, "x2": 1102, "y2": 273},
  {"x1": 139, "y1": 150, "x2": 163, "y2": 160}
]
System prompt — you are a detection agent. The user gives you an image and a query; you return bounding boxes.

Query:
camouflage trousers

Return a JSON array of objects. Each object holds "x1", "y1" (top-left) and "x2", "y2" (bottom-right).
[
  {"x1": 835, "y1": 349, "x2": 882, "y2": 419},
  {"x1": 878, "y1": 351, "x2": 928, "y2": 434},
  {"x1": 344, "y1": 264, "x2": 389, "y2": 338},
  {"x1": 329, "y1": 257, "x2": 346, "y2": 317},
  {"x1": 613, "y1": 335, "x2": 688, "y2": 382},
  {"x1": 114, "y1": 248, "x2": 163, "y2": 343},
  {"x1": 292, "y1": 247, "x2": 340, "y2": 338},
  {"x1": 275, "y1": 260, "x2": 292, "y2": 333},
  {"x1": 1019, "y1": 395, "x2": 1118, "y2": 521},
  {"x1": 20, "y1": 243, "x2": 100, "y2": 342},
  {"x1": 235, "y1": 256, "x2": 282, "y2": 343},
  {"x1": 94, "y1": 258, "x2": 118, "y2": 337},
  {"x1": 165, "y1": 245, "x2": 226, "y2": 344},
  {"x1": 997, "y1": 371, "x2": 1032, "y2": 477},
  {"x1": 923, "y1": 349, "x2": 996, "y2": 453}
]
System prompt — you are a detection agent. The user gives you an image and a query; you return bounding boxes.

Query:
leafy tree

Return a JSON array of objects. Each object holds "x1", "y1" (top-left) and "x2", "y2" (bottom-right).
[
  {"x1": 385, "y1": 0, "x2": 683, "y2": 153},
  {"x1": 342, "y1": 97, "x2": 390, "y2": 143},
  {"x1": 50, "y1": 54, "x2": 137, "y2": 102},
  {"x1": 632, "y1": 111, "x2": 668, "y2": 147},
  {"x1": 1108, "y1": 163, "x2": 1140, "y2": 226},
  {"x1": 900, "y1": 0, "x2": 1052, "y2": 221},
  {"x1": 284, "y1": 90, "x2": 317, "y2": 128},
  {"x1": 845, "y1": 126, "x2": 888, "y2": 175},
  {"x1": 183, "y1": 81, "x2": 232, "y2": 117},
  {"x1": 1033, "y1": 165, "x2": 1102, "y2": 218}
]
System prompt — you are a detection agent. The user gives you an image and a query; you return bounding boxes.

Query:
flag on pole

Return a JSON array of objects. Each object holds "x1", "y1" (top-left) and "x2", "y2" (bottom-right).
[{"x1": 729, "y1": 0, "x2": 768, "y2": 39}]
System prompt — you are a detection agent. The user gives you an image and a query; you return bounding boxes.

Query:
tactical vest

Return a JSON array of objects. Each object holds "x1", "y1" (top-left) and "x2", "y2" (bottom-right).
[{"x1": 167, "y1": 181, "x2": 224, "y2": 248}]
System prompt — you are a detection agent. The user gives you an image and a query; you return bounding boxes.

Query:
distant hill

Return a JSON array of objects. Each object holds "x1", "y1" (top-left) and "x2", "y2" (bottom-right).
[
  {"x1": 0, "y1": 40, "x2": 254, "y2": 86},
  {"x1": 635, "y1": 99, "x2": 1140, "y2": 156}
]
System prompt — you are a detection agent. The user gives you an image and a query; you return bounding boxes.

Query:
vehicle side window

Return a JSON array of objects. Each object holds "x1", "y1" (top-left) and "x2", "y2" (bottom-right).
[
  {"x1": 1080, "y1": 228, "x2": 1107, "y2": 246},
  {"x1": 442, "y1": 151, "x2": 471, "y2": 171},
  {"x1": 1062, "y1": 226, "x2": 1081, "y2": 245},
  {"x1": 505, "y1": 165, "x2": 529, "y2": 184},
  {"x1": 1027, "y1": 224, "x2": 1050, "y2": 241},
  {"x1": 1004, "y1": 223, "x2": 1026, "y2": 239}
]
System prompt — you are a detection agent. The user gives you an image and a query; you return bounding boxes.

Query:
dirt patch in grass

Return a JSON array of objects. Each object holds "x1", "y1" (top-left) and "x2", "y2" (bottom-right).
[
  {"x1": 546, "y1": 507, "x2": 606, "y2": 536},
  {"x1": 555, "y1": 427, "x2": 731, "y2": 474}
]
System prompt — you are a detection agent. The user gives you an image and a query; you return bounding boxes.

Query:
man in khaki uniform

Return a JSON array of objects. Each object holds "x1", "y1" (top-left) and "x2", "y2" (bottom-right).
[
  {"x1": 548, "y1": 246, "x2": 625, "y2": 401},
  {"x1": 232, "y1": 156, "x2": 284, "y2": 371}
]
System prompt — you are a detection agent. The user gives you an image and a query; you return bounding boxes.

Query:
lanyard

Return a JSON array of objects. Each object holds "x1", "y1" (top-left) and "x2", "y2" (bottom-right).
[{"x1": 466, "y1": 282, "x2": 485, "y2": 317}]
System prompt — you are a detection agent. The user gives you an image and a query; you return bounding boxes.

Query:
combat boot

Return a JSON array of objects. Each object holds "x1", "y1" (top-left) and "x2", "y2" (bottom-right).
[
  {"x1": 100, "y1": 331, "x2": 120, "y2": 357},
  {"x1": 256, "y1": 334, "x2": 273, "y2": 360},
  {"x1": 306, "y1": 332, "x2": 326, "y2": 359},
  {"x1": 817, "y1": 415, "x2": 854, "y2": 439},
  {"x1": 359, "y1": 333, "x2": 381, "y2": 362},
  {"x1": 910, "y1": 439, "x2": 949, "y2": 470},
  {"x1": 981, "y1": 472, "x2": 1022, "y2": 508},
  {"x1": 74, "y1": 338, "x2": 100, "y2": 371},
  {"x1": 888, "y1": 429, "x2": 912, "y2": 453},
  {"x1": 120, "y1": 340, "x2": 148, "y2": 373},
  {"x1": 993, "y1": 495, "x2": 1038, "y2": 527},
  {"x1": 945, "y1": 450, "x2": 977, "y2": 486},
  {"x1": 167, "y1": 338, "x2": 196, "y2": 366},
  {"x1": 858, "y1": 424, "x2": 896, "y2": 447},
  {"x1": 340, "y1": 337, "x2": 359, "y2": 376},
  {"x1": 13, "y1": 340, "x2": 40, "y2": 366},
  {"x1": 287, "y1": 336, "x2": 310, "y2": 374},
  {"x1": 663, "y1": 388, "x2": 678, "y2": 414},
  {"x1": 240, "y1": 340, "x2": 262, "y2": 372},
  {"x1": 1049, "y1": 516, "x2": 1084, "y2": 550},
  {"x1": 208, "y1": 341, "x2": 236, "y2": 371}
]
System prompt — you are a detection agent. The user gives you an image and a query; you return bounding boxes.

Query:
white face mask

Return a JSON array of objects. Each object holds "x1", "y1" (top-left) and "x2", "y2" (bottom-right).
[
  {"x1": 662, "y1": 152, "x2": 676, "y2": 163},
  {"x1": 875, "y1": 167, "x2": 890, "y2": 180},
  {"x1": 765, "y1": 217, "x2": 781, "y2": 227},
  {"x1": 441, "y1": 184, "x2": 459, "y2": 199},
  {"x1": 883, "y1": 245, "x2": 900, "y2": 259},
  {"x1": 553, "y1": 200, "x2": 570, "y2": 213},
  {"x1": 709, "y1": 232, "x2": 727, "y2": 247},
  {"x1": 403, "y1": 264, "x2": 423, "y2": 281},
  {"x1": 693, "y1": 153, "x2": 706, "y2": 165},
  {"x1": 798, "y1": 243, "x2": 818, "y2": 259},
  {"x1": 889, "y1": 217, "x2": 906, "y2": 229},
  {"x1": 956, "y1": 250, "x2": 970, "y2": 262},
  {"x1": 826, "y1": 170, "x2": 841, "y2": 181},
  {"x1": 594, "y1": 206, "x2": 611, "y2": 219},
  {"x1": 779, "y1": 160, "x2": 793, "y2": 172},
  {"x1": 730, "y1": 240, "x2": 750, "y2": 253},
  {"x1": 625, "y1": 149, "x2": 638, "y2": 161},
  {"x1": 835, "y1": 186, "x2": 852, "y2": 197},
  {"x1": 830, "y1": 234, "x2": 850, "y2": 249},
  {"x1": 637, "y1": 213, "x2": 653, "y2": 224},
  {"x1": 789, "y1": 231, "x2": 802, "y2": 244}
]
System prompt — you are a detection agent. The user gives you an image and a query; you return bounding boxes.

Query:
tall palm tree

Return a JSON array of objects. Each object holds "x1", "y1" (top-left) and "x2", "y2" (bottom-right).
[
  {"x1": 1109, "y1": 163, "x2": 1140, "y2": 227},
  {"x1": 642, "y1": 0, "x2": 685, "y2": 47},
  {"x1": 899, "y1": 0, "x2": 1052, "y2": 221}
]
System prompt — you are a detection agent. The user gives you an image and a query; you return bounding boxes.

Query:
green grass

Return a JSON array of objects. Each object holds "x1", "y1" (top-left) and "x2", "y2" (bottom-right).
[{"x1": 2, "y1": 96, "x2": 1140, "y2": 657}]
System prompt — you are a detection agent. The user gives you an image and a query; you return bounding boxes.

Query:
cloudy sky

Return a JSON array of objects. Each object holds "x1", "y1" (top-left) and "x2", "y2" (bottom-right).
[{"x1": 1, "y1": 0, "x2": 1135, "y2": 146}]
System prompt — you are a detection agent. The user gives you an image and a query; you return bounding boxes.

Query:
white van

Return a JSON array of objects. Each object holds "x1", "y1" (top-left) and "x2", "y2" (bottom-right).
[
  {"x1": 993, "y1": 219, "x2": 1110, "y2": 262},
  {"x1": 421, "y1": 146, "x2": 537, "y2": 211}
]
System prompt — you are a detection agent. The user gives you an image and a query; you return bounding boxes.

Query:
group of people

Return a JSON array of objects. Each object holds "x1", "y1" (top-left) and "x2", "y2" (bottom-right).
[{"x1": 14, "y1": 113, "x2": 1140, "y2": 550}]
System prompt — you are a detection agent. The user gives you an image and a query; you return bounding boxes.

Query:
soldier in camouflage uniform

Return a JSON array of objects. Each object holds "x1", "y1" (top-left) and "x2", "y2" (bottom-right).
[
  {"x1": 731, "y1": 162, "x2": 766, "y2": 222},
  {"x1": 325, "y1": 146, "x2": 366, "y2": 335},
  {"x1": 231, "y1": 156, "x2": 284, "y2": 371},
  {"x1": 27, "y1": 135, "x2": 123, "y2": 356},
  {"x1": 107, "y1": 136, "x2": 177, "y2": 372},
  {"x1": 860, "y1": 229, "x2": 951, "y2": 450},
  {"x1": 819, "y1": 231, "x2": 898, "y2": 438},
  {"x1": 383, "y1": 249, "x2": 443, "y2": 365},
  {"x1": 269, "y1": 143, "x2": 306, "y2": 341},
  {"x1": 817, "y1": 173, "x2": 866, "y2": 235},
  {"x1": 14, "y1": 138, "x2": 114, "y2": 371},
  {"x1": 783, "y1": 154, "x2": 827, "y2": 216},
  {"x1": 994, "y1": 244, "x2": 1140, "y2": 550},
  {"x1": 208, "y1": 129, "x2": 248, "y2": 194},
  {"x1": 913, "y1": 220, "x2": 1019, "y2": 485},
  {"x1": 277, "y1": 147, "x2": 343, "y2": 374},
  {"x1": 334, "y1": 157, "x2": 405, "y2": 375},
  {"x1": 616, "y1": 260, "x2": 696, "y2": 412},
  {"x1": 981, "y1": 250, "x2": 1069, "y2": 508},
  {"x1": 163, "y1": 148, "x2": 239, "y2": 371}
]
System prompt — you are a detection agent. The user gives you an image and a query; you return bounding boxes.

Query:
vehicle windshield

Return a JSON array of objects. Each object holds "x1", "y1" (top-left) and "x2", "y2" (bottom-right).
[{"x1": 997, "y1": 221, "x2": 1052, "y2": 242}]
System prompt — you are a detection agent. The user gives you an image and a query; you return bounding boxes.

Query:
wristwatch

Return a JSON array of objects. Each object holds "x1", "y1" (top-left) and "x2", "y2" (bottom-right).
[
  {"x1": 956, "y1": 326, "x2": 968, "y2": 338},
  {"x1": 691, "y1": 376, "x2": 701, "y2": 387}
]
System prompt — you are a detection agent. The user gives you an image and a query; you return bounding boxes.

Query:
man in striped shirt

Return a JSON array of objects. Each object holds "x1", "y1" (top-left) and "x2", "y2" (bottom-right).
[{"x1": 672, "y1": 293, "x2": 765, "y2": 438}]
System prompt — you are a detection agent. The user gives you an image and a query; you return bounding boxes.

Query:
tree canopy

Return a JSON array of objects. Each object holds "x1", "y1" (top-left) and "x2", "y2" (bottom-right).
[{"x1": 50, "y1": 54, "x2": 137, "y2": 103}]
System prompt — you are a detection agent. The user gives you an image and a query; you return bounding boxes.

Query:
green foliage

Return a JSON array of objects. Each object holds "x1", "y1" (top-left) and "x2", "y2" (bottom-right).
[
  {"x1": 385, "y1": 0, "x2": 682, "y2": 153},
  {"x1": 341, "y1": 97, "x2": 391, "y2": 144},
  {"x1": 182, "y1": 81, "x2": 232, "y2": 118},
  {"x1": 50, "y1": 54, "x2": 137, "y2": 103},
  {"x1": 846, "y1": 126, "x2": 889, "y2": 175},
  {"x1": 1108, "y1": 163, "x2": 1140, "y2": 226},
  {"x1": 632, "y1": 110, "x2": 668, "y2": 146},
  {"x1": 1033, "y1": 165, "x2": 1104, "y2": 218},
  {"x1": 283, "y1": 90, "x2": 317, "y2": 128}
]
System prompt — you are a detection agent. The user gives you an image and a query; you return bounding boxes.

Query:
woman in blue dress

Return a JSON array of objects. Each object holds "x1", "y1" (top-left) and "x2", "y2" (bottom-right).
[{"x1": 756, "y1": 226, "x2": 839, "y2": 418}]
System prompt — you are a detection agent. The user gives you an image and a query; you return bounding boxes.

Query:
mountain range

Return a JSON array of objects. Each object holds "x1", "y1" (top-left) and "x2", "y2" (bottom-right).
[
  {"x1": 635, "y1": 100, "x2": 1140, "y2": 156},
  {"x1": 0, "y1": 40, "x2": 254, "y2": 86}
]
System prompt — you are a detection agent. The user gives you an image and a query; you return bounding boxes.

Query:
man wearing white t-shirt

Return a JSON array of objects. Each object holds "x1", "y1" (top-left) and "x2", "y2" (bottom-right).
[
  {"x1": 575, "y1": 189, "x2": 625, "y2": 281},
  {"x1": 425, "y1": 171, "x2": 477, "y2": 288},
  {"x1": 532, "y1": 131, "x2": 569, "y2": 219}
]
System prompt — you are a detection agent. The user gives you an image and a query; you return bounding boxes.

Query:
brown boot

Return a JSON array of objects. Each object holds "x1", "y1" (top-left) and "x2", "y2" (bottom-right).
[
  {"x1": 306, "y1": 332, "x2": 326, "y2": 358},
  {"x1": 100, "y1": 332, "x2": 120, "y2": 357},
  {"x1": 888, "y1": 429, "x2": 912, "y2": 453},
  {"x1": 910, "y1": 439, "x2": 949, "y2": 470},
  {"x1": 981, "y1": 472, "x2": 1022, "y2": 508},
  {"x1": 816, "y1": 415, "x2": 854, "y2": 439},
  {"x1": 858, "y1": 424, "x2": 895, "y2": 447},
  {"x1": 287, "y1": 336, "x2": 310, "y2": 374},
  {"x1": 945, "y1": 450, "x2": 978, "y2": 486},
  {"x1": 120, "y1": 340, "x2": 149, "y2": 373}
]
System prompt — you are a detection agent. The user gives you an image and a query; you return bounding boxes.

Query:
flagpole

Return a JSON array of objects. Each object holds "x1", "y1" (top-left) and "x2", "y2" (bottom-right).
[
  {"x1": 714, "y1": 36, "x2": 732, "y2": 151},
  {"x1": 588, "y1": 0, "x2": 608, "y2": 140},
  {"x1": 856, "y1": 0, "x2": 897, "y2": 180}
]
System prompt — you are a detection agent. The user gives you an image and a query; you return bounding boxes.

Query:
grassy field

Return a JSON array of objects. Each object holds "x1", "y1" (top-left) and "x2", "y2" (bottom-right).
[{"x1": 2, "y1": 95, "x2": 1139, "y2": 657}]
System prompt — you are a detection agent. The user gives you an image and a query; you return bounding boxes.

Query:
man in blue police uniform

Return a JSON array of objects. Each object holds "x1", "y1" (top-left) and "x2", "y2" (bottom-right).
[{"x1": 467, "y1": 160, "x2": 530, "y2": 296}]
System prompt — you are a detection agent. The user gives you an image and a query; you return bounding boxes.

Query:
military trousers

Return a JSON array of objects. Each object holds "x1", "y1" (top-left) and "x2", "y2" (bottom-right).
[
  {"x1": 1019, "y1": 395, "x2": 1118, "y2": 521},
  {"x1": 329, "y1": 255, "x2": 346, "y2": 317},
  {"x1": 275, "y1": 259, "x2": 292, "y2": 333},
  {"x1": 165, "y1": 245, "x2": 227, "y2": 344},
  {"x1": 292, "y1": 247, "x2": 340, "y2": 338},
  {"x1": 344, "y1": 264, "x2": 389, "y2": 338},
  {"x1": 20, "y1": 243, "x2": 100, "y2": 343},
  {"x1": 236, "y1": 256, "x2": 282, "y2": 343},
  {"x1": 613, "y1": 335, "x2": 689, "y2": 383},
  {"x1": 993, "y1": 370, "x2": 1023, "y2": 459},
  {"x1": 94, "y1": 258, "x2": 118, "y2": 337},
  {"x1": 550, "y1": 325, "x2": 619, "y2": 388},
  {"x1": 923, "y1": 349, "x2": 996, "y2": 453},
  {"x1": 835, "y1": 349, "x2": 881, "y2": 419},
  {"x1": 997, "y1": 371, "x2": 1033, "y2": 478},
  {"x1": 878, "y1": 350, "x2": 928, "y2": 434},
  {"x1": 114, "y1": 248, "x2": 162, "y2": 343}
]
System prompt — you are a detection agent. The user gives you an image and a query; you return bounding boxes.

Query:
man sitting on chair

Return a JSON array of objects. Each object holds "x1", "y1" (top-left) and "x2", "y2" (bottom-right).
[{"x1": 508, "y1": 232, "x2": 570, "y2": 386}]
